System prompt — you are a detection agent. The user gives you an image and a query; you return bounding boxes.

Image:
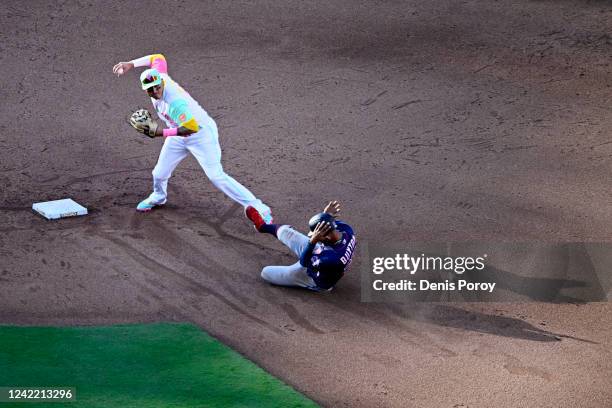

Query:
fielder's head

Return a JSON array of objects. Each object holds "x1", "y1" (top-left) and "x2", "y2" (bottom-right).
[
  {"x1": 140, "y1": 68, "x2": 164, "y2": 99},
  {"x1": 308, "y1": 212, "x2": 340, "y2": 243}
]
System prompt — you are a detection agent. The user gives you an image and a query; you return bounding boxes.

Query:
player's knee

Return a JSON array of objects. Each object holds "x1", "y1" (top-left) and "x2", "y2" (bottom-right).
[
  {"x1": 277, "y1": 225, "x2": 291, "y2": 240},
  {"x1": 278, "y1": 225, "x2": 301, "y2": 243}
]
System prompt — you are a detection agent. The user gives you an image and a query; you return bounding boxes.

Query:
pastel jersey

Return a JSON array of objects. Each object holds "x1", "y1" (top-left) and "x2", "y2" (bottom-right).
[
  {"x1": 299, "y1": 221, "x2": 356, "y2": 289},
  {"x1": 133, "y1": 54, "x2": 215, "y2": 133}
]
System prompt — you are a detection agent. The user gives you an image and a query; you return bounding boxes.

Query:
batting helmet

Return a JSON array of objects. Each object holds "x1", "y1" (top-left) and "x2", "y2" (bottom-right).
[{"x1": 308, "y1": 212, "x2": 337, "y2": 233}]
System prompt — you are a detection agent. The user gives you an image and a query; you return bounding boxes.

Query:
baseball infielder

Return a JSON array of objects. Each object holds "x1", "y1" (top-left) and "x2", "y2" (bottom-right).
[
  {"x1": 112, "y1": 53, "x2": 272, "y2": 221},
  {"x1": 245, "y1": 201, "x2": 356, "y2": 292}
]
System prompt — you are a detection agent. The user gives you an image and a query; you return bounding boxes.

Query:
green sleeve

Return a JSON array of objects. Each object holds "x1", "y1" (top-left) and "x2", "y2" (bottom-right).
[{"x1": 168, "y1": 99, "x2": 193, "y2": 124}]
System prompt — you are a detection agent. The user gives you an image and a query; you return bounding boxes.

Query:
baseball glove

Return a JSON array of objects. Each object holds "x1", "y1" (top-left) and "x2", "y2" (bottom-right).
[{"x1": 129, "y1": 109, "x2": 159, "y2": 138}]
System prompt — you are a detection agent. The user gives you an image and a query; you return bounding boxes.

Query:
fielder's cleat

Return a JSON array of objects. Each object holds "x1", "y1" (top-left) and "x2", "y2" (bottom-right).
[
  {"x1": 136, "y1": 198, "x2": 166, "y2": 212},
  {"x1": 245, "y1": 206, "x2": 269, "y2": 231}
]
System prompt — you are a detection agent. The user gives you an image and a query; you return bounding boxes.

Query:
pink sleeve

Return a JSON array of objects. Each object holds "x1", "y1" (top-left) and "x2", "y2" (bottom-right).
[{"x1": 149, "y1": 54, "x2": 168, "y2": 74}]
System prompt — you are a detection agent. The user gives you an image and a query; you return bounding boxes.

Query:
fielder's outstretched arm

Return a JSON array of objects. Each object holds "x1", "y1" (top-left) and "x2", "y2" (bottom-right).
[
  {"x1": 131, "y1": 54, "x2": 168, "y2": 73},
  {"x1": 113, "y1": 54, "x2": 168, "y2": 76}
]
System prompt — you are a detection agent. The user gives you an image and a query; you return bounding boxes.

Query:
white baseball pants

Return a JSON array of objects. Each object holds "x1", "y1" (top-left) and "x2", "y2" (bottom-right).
[
  {"x1": 261, "y1": 225, "x2": 318, "y2": 289},
  {"x1": 147, "y1": 122, "x2": 270, "y2": 214}
]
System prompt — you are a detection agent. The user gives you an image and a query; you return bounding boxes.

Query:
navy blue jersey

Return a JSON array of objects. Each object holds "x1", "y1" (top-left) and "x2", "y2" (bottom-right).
[{"x1": 299, "y1": 221, "x2": 356, "y2": 289}]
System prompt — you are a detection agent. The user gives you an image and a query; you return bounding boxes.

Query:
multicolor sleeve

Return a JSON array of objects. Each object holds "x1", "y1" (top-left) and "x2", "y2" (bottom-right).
[
  {"x1": 168, "y1": 99, "x2": 199, "y2": 131},
  {"x1": 130, "y1": 54, "x2": 168, "y2": 74},
  {"x1": 149, "y1": 54, "x2": 168, "y2": 74}
]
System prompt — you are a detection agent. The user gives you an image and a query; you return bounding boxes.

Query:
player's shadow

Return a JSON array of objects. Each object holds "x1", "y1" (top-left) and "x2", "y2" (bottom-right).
[
  {"x1": 325, "y1": 283, "x2": 598, "y2": 344},
  {"x1": 459, "y1": 266, "x2": 594, "y2": 303},
  {"x1": 398, "y1": 243, "x2": 609, "y2": 303},
  {"x1": 409, "y1": 304, "x2": 597, "y2": 343},
  {"x1": 422, "y1": 266, "x2": 593, "y2": 304}
]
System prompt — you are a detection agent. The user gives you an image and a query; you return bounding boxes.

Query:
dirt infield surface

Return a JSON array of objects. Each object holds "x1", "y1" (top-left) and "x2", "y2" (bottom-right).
[{"x1": 1, "y1": 1, "x2": 611, "y2": 407}]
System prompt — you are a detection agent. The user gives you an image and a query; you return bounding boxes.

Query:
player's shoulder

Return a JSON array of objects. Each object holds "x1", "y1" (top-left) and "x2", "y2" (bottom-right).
[
  {"x1": 162, "y1": 77, "x2": 182, "y2": 100},
  {"x1": 160, "y1": 73, "x2": 173, "y2": 86}
]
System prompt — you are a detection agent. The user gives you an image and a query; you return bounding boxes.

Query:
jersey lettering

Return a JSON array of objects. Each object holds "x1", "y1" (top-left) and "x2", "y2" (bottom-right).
[{"x1": 340, "y1": 235, "x2": 357, "y2": 265}]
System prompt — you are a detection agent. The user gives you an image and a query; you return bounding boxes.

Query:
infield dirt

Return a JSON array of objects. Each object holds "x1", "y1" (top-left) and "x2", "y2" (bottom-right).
[{"x1": 1, "y1": 1, "x2": 611, "y2": 407}]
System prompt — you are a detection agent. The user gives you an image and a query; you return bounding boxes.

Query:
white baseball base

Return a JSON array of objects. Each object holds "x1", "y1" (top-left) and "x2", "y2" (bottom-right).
[{"x1": 32, "y1": 198, "x2": 88, "y2": 220}]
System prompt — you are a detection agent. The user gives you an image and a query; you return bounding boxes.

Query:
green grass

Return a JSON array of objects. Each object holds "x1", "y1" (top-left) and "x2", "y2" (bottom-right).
[{"x1": 0, "y1": 323, "x2": 318, "y2": 407}]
